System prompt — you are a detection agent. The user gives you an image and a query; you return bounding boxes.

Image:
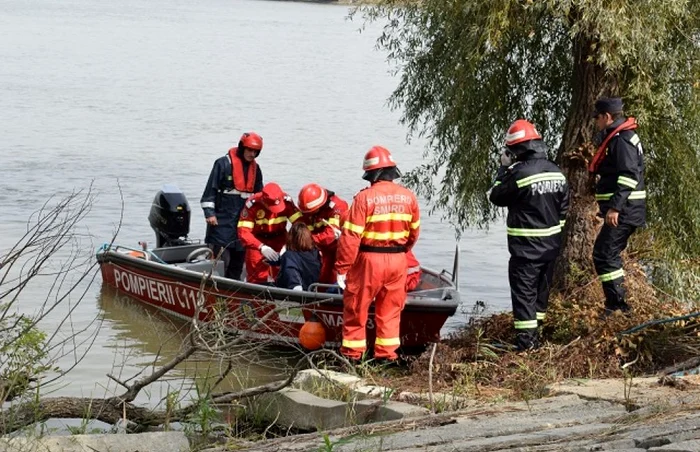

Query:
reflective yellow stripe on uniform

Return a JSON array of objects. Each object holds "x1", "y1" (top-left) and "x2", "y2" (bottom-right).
[
  {"x1": 362, "y1": 230, "x2": 411, "y2": 240},
  {"x1": 366, "y1": 213, "x2": 413, "y2": 223},
  {"x1": 255, "y1": 217, "x2": 288, "y2": 225},
  {"x1": 289, "y1": 212, "x2": 303, "y2": 223},
  {"x1": 410, "y1": 219, "x2": 420, "y2": 229},
  {"x1": 536, "y1": 312, "x2": 546, "y2": 321},
  {"x1": 342, "y1": 339, "x2": 366, "y2": 349},
  {"x1": 506, "y1": 225, "x2": 562, "y2": 237},
  {"x1": 375, "y1": 337, "x2": 401, "y2": 346},
  {"x1": 343, "y1": 221, "x2": 364, "y2": 234},
  {"x1": 516, "y1": 172, "x2": 566, "y2": 188},
  {"x1": 559, "y1": 220, "x2": 566, "y2": 227},
  {"x1": 596, "y1": 191, "x2": 646, "y2": 201},
  {"x1": 617, "y1": 176, "x2": 638, "y2": 189},
  {"x1": 327, "y1": 217, "x2": 341, "y2": 227},
  {"x1": 599, "y1": 268, "x2": 624, "y2": 282},
  {"x1": 493, "y1": 181, "x2": 502, "y2": 187},
  {"x1": 514, "y1": 320, "x2": 538, "y2": 329},
  {"x1": 238, "y1": 220, "x2": 255, "y2": 229}
]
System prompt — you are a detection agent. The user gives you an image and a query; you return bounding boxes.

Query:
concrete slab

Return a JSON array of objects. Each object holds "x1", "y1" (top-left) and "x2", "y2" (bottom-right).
[
  {"x1": 250, "y1": 387, "x2": 352, "y2": 431},
  {"x1": 549, "y1": 377, "x2": 700, "y2": 407},
  {"x1": 0, "y1": 432, "x2": 189, "y2": 452},
  {"x1": 649, "y1": 440, "x2": 700, "y2": 451}
]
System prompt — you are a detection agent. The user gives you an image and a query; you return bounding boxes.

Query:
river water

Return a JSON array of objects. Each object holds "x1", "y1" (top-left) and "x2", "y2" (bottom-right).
[{"x1": 0, "y1": 0, "x2": 510, "y2": 403}]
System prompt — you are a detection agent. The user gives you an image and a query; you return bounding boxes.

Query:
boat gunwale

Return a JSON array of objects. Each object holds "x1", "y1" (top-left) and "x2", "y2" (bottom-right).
[{"x1": 96, "y1": 249, "x2": 460, "y2": 315}]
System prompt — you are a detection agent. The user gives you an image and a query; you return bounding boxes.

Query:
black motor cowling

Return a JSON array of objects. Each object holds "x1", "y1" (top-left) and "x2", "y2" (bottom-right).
[{"x1": 148, "y1": 184, "x2": 191, "y2": 248}]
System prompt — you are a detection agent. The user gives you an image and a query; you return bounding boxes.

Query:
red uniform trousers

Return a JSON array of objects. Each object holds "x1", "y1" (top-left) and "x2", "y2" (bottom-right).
[
  {"x1": 405, "y1": 251, "x2": 421, "y2": 291},
  {"x1": 319, "y1": 250, "x2": 338, "y2": 285},
  {"x1": 405, "y1": 270, "x2": 421, "y2": 292},
  {"x1": 245, "y1": 234, "x2": 286, "y2": 284},
  {"x1": 341, "y1": 252, "x2": 407, "y2": 360}
]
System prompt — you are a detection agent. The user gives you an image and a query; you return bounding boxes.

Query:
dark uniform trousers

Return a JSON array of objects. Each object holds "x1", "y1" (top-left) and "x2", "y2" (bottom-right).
[
  {"x1": 209, "y1": 244, "x2": 245, "y2": 280},
  {"x1": 508, "y1": 257, "x2": 555, "y2": 350},
  {"x1": 592, "y1": 223, "x2": 636, "y2": 311}
]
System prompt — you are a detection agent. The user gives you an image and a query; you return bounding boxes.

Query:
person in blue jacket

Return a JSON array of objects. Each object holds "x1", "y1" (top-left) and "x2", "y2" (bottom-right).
[
  {"x1": 276, "y1": 223, "x2": 322, "y2": 291},
  {"x1": 200, "y1": 132, "x2": 264, "y2": 280}
]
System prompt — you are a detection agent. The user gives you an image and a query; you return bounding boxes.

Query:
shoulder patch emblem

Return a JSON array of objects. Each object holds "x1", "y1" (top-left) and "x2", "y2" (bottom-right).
[{"x1": 256, "y1": 209, "x2": 266, "y2": 219}]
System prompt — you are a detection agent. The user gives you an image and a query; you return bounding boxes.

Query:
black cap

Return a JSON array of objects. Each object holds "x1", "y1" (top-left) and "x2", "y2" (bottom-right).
[{"x1": 593, "y1": 97, "x2": 624, "y2": 118}]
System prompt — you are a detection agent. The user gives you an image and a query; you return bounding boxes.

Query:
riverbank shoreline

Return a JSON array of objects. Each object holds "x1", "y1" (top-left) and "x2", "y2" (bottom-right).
[
  {"x1": 6, "y1": 373, "x2": 700, "y2": 452},
  {"x1": 217, "y1": 374, "x2": 700, "y2": 451}
]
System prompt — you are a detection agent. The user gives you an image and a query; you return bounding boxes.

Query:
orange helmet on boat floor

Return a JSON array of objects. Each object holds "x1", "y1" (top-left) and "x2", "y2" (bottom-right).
[
  {"x1": 298, "y1": 183, "x2": 328, "y2": 214},
  {"x1": 504, "y1": 120, "x2": 542, "y2": 146}
]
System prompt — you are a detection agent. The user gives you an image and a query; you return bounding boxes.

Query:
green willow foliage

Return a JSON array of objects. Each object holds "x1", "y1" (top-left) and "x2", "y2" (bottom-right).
[{"x1": 357, "y1": 0, "x2": 700, "y2": 293}]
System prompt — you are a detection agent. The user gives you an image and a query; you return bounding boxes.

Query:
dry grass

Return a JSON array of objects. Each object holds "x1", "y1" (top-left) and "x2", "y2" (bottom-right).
[{"x1": 378, "y1": 261, "x2": 700, "y2": 404}]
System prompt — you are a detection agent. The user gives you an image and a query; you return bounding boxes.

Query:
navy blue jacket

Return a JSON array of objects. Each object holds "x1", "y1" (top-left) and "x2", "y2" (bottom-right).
[
  {"x1": 490, "y1": 144, "x2": 570, "y2": 261},
  {"x1": 594, "y1": 118, "x2": 646, "y2": 227},
  {"x1": 276, "y1": 250, "x2": 322, "y2": 290},
  {"x1": 200, "y1": 153, "x2": 263, "y2": 249}
]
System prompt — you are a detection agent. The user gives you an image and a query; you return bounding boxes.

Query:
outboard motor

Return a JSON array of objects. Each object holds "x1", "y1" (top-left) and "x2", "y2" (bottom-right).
[{"x1": 148, "y1": 184, "x2": 191, "y2": 248}]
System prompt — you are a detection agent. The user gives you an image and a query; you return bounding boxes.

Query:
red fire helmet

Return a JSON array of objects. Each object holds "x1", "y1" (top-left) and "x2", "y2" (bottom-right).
[
  {"x1": 261, "y1": 182, "x2": 286, "y2": 214},
  {"x1": 298, "y1": 183, "x2": 328, "y2": 214},
  {"x1": 362, "y1": 146, "x2": 396, "y2": 171},
  {"x1": 504, "y1": 120, "x2": 542, "y2": 146},
  {"x1": 239, "y1": 132, "x2": 263, "y2": 152}
]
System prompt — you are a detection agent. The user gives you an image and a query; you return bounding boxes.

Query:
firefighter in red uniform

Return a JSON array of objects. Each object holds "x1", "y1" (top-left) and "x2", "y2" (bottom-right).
[
  {"x1": 297, "y1": 183, "x2": 349, "y2": 285},
  {"x1": 237, "y1": 182, "x2": 302, "y2": 284},
  {"x1": 335, "y1": 146, "x2": 420, "y2": 363}
]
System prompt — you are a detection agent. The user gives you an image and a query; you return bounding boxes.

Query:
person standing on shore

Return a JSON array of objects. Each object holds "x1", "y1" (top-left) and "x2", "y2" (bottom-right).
[
  {"x1": 490, "y1": 120, "x2": 569, "y2": 351},
  {"x1": 589, "y1": 97, "x2": 646, "y2": 315},
  {"x1": 335, "y1": 146, "x2": 420, "y2": 364}
]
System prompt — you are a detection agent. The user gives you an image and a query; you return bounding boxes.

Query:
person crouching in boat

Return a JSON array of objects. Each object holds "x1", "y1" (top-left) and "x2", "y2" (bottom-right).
[
  {"x1": 405, "y1": 250, "x2": 422, "y2": 292},
  {"x1": 276, "y1": 223, "x2": 322, "y2": 291},
  {"x1": 335, "y1": 146, "x2": 420, "y2": 364},
  {"x1": 200, "y1": 132, "x2": 264, "y2": 280},
  {"x1": 297, "y1": 183, "x2": 349, "y2": 285},
  {"x1": 237, "y1": 182, "x2": 302, "y2": 285}
]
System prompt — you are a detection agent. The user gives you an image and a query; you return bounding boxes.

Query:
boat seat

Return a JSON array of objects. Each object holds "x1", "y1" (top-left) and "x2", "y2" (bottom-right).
[{"x1": 174, "y1": 260, "x2": 225, "y2": 277}]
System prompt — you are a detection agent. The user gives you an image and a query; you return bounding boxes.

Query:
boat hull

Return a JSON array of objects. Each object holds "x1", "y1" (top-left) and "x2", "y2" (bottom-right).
[{"x1": 97, "y1": 249, "x2": 459, "y2": 352}]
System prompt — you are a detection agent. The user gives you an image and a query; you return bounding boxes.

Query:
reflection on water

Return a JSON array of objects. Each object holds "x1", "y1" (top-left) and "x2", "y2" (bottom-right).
[{"x1": 98, "y1": 285, "x2": 298, "y2": 405}]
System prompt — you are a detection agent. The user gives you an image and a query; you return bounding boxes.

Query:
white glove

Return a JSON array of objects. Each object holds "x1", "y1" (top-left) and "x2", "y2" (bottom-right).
[
  {"x1": 337, "y1": 274, "x2": 347, "y2": 290},
  {"x1": 500, "y1": 151, "x2": 513, "y2": 167},
  {"x1": 322, "y1": 220, "x2": 342, "y2": 240},
  {"x1": 279, "y1": 245, "x2": 287, "y2": 256},
  {"x1": 260, "y1": 245, "x2": 279, "y2": 262},
  {"x1": 292, "y1": 285, "x2": 303, "y2": 291}
]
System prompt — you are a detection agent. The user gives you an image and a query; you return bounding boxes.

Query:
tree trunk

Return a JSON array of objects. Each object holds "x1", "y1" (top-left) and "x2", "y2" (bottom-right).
[{"x1": 552, "y1": 30, "x2": 618, "y2": 294}]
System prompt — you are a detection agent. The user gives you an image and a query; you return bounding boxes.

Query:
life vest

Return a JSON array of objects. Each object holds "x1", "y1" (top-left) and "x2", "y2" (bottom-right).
[
  {"x1": 588, "y1": 117, "x2": 638, "y2": 173},
  {"x1": 227, "y1": 148, "x2": 257, "y2": 192}
]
